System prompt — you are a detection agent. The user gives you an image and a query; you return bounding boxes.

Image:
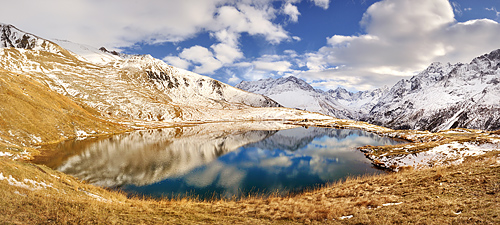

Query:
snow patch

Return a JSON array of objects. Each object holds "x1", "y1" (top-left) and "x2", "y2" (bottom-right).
[
  {"x1": 0, "y1": 152, "x2": 13, "y2": 157},
  {"x1": 382, "y1": 202, "x2": 403, "y2": 206},
  {"x1": 339, "y1": 215, "x2": 353, "y2": 220},
  {"x1": 80, "y1": 189, "x2": 110, "y2": 202},
  {"x1": 372, "y1": 141, "x2": 500, "y2": 171},
  {"x1": 0, "y1": 172, "x2": 53, "y2": 191}
]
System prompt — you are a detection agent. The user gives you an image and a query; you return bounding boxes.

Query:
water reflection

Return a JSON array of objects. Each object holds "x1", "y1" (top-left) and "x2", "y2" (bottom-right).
[{"x1": 36, "y1": 123, "x2": 405, "y2": 200}]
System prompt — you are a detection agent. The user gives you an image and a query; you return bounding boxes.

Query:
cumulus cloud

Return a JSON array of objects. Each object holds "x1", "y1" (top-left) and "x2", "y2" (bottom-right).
[
  {"x1": 178, "y1": 46, "x2": 223, "y2": 74},
  {"x1": 302, "y1": 0, "x2": 500, "y2": 90},
  {"x1": 212, "y1": 43, "x2": 244, "y2": 64},
  {"x1": 310, "y1": 0, "x2": 330, "y2": 10},
  {"x1": 0, "y1": 0, "x2": 291, "y2": 49},
  {"x1": 253, "y1": 55, "x2": 293, "y2": 72},
  {"x1": 282, "y1": 2, "x2": 300, "y2": 22},
  {"x1": 1, "y1": 0, "x2": 225, "y2": 48},
  {"x1": 1, "y1": 0, "x2": 333, "y2": 83},
  {"x1": 162, "y1": 56, "x2": 191, "y2": 70}
]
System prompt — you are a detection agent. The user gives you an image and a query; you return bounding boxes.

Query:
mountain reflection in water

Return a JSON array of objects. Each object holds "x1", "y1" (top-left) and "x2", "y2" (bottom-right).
[{"x1": 37, "y1": 122, "x2": 405, "y2": 200}]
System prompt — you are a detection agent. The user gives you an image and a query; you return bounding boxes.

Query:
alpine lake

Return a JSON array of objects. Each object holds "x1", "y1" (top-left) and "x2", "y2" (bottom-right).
[{"x1": 33, "y1": 122, "x2": 406, "y2": 200}]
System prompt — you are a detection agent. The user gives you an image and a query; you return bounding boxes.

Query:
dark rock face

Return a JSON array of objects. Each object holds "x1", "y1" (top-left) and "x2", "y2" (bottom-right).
[
  {"x1": 0, "y1": 24, "x2": 41, "y2": 49},
  {"x1": 146, "y1": 70, "x2": 180, "y2": 89}
]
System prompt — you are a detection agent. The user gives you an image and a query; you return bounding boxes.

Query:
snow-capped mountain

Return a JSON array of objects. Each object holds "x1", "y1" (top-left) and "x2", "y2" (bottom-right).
[
  {"x1": 0, "y1": 23, "x2": 332, "y2": 147},
  {"x1": 0, "y1": 24, "x2": 283, "y2": 121},
  {"x1": 237, "y1": 76, "x2": 352, "y2": 119},
  {"x1": 367, "y1": 50, "x2": 500, "y2": 132},
  {"x1": 327, "y1": 86, "x2": 389, "y2": 117},
  {"x1": 237, "y1": 49, "x2": 500, "y2": 132},
  {"x1": 236, "y1": 76, "x2": 388, "y2": 120}
]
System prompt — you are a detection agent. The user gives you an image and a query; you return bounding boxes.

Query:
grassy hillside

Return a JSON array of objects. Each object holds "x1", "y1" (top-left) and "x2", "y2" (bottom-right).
[
  {"x1": 1, "y1": 151, "x2": 498, "y2": 224},
  {"x1": 0, "y1": 69, "x2": 127, "y2": 158}
]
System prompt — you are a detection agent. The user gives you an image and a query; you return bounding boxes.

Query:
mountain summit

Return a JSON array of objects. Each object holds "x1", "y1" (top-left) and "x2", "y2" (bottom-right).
[
  {"x1": 0, "y1": 23, "x2": 63, "y2": 52},
  {"x1": 236, "y1": 76, "x2": 388, "y2": 120}
]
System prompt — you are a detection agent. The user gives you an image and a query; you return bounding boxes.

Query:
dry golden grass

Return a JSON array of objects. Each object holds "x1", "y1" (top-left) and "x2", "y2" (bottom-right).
[
  {"x1": 0, "y1": 159, "x2": 294, "y2": 224},
  {"x1": 1, "y1": 151, "x2": 498, "y2": 224},
  {"x1": 201, "y1": 151, "x2": 500, "y2": 224},
  {"x1": 0, "y1": 69, "x2": 128, "y2": 158}
]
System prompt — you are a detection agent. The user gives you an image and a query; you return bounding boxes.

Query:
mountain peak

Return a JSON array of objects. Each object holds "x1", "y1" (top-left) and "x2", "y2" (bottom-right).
[
  {"x1": 483, "y1": 48, "x2": 500, "y2": 61},
  {"x1": 1, "y1": 23, "x2": 41, "y2": 50},
  {"x1": 278, "y1": 76, "x2": 315, "y2": 91}
]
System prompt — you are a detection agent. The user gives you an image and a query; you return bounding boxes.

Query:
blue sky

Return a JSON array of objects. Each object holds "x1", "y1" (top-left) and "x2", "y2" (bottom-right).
[{"x1": 3, "y1": 0, "x2": 500, "y2": 91}]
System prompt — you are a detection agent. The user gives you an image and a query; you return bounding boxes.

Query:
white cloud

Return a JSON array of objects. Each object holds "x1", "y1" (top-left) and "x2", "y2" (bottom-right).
[
  {"x1": 162, "y1": 56, "x2": 191, "y2": 70},
  {"x1": 485, "y1": 7, "x2": 500, "y2": 18},
  {"x1": 236, "y1": 4, "x2": 289, "y2": 44},
  {"x1": 451, "y1": 1, "x2": 463, "y2": 16},
  {"x1": 227, "y1": 74, "x2": 241, "y2": 84},
  {"x1": 283, "y1": 2, "x2": 300, "y2": 22},
  {"x1": 252, "y1": 54, "x2": 293, "y2": 72},
  {"x1": 360, "y1": 0, "x2": 455, "y2": 39},
  {"x1": 1, "y1": 0, "x2": 226, "y2": 48},
  {"x1": 211, "y1": 43, "x2": 244, "y2": 64},
  {"x1": 253, "y1": 60, "x2": 292, "y2": 72},
  {"x1": 292, "y1": 36, "x2": 302, "y2": 41},
  {"x1": 179, "y1": 45, "x2": 223, "y2": 74},
  {"x1": 302, "y1": 0, "x2": 500, "y2": 90},
  {"x1": 163, "y1": 43, "x2": 243, "y2": 75},
  {"x1": 0, "y1": 0, "x2": 293, "y2": 49},
  {"x1": 310, "y1": 0, "x2": 330, "y2": 10}
]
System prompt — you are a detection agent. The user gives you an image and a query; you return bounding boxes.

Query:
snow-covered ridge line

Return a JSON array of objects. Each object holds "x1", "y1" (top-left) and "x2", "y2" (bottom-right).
[
  {"x1": 236, "y1": 76, "x2": 388, "y2": 120},
  {"x1": 238, "y1": 49, "x2": 500, "y2": 132}
]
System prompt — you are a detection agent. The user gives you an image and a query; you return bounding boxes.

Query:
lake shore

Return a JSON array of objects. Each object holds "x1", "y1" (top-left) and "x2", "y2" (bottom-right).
[
  {"x1": 1, "y1": 120, "x2": 499, "y2": 223},
  {"x1": 1, "y1": 149, "x2": 498, "y2": 224}
]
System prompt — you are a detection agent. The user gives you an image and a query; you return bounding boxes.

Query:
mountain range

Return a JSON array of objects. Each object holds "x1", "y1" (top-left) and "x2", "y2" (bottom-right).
[
  {"x1": 1, "y1": 21, "x2": 498, "y2": 150},
  {"x1": 237, "y1": 50, "x2": 500, "y2": 132}
]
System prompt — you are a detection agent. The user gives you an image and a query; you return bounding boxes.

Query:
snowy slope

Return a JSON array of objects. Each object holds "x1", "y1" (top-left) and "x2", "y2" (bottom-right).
[
  {"x1": 51, "y1": 39, "x2": 124, "y2": 65},
  {"x1": 367, "y1": 50, "x2": 500, "y2": 131},
  {"x1": 236, "y1": 76, "x2": 388, "y2": 120},
  {"x1": 328, "y1": 86, "x2": 389, "y2": 117},
  {"x1": 0, "y1": 23, "x2": 332, "y2": 130},
  {"x1": 236, "y1": 76, "x2": 357, "y2": 119}
]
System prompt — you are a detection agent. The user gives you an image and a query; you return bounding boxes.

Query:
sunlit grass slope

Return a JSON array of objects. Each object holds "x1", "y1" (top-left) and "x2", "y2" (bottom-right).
[
  {"x1": 1, "y1": 150, "x2": 498, "y2": 224},
  {"x1": 0, "y1": 69, "x2": 127, "y2": 158}
]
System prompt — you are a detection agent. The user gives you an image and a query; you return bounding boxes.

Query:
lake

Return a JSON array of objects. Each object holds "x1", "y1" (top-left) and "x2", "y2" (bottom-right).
[{"x1": 33, "y1": 122, "x2": 405, "y2": 200}]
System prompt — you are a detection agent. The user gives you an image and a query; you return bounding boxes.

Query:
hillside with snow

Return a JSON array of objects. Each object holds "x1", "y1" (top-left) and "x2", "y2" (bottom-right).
[
  {"x1": 367, "y1": 50, "x2": 500, "y2": 131},
  {"x1": 236, "y1": 76, "x2": 387, "y2": 120},
  {"x1": 0, "y1": 23, "x2": 331, "y2": 148},
  {"x1": 237, "y1": 50, "x2": 500, "y2": 132}
]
